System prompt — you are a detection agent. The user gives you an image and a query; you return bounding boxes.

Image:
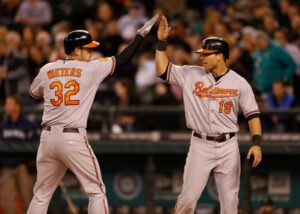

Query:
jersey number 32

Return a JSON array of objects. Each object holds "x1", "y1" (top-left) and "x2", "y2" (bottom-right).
[{"x1": 50, "y1": 80, "x2": 80, "y2": 106}]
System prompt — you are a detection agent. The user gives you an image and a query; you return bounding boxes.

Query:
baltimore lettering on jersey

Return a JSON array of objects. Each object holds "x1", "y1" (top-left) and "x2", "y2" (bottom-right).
[
  {"x1": 47, "y1": 68, "x2": 82, "y2": 79},
  {"x1": 193, "y1": 81, "x2": 238, "y2": 98}
]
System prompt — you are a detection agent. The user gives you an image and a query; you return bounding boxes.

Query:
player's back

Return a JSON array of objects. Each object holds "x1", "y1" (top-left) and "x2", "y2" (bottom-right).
[{"x1": 30, "y1": 58, "x2": 115, "y2": 128}]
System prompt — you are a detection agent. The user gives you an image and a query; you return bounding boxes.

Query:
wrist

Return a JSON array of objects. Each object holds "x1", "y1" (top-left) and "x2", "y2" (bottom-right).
[
  {"x1": 157, "y1": 40, "x2": 167, "y2": 51},
  {"x1": 252, "y1": 134, "x2": 262, "y2": 146}
]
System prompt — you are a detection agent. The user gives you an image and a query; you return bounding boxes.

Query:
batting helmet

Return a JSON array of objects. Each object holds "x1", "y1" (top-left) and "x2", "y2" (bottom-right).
[
  {"x1": 64, "y1": 30, "x2": 99, "y2": 55},
  {"x1": 196, "y1": 37, "x2": 229, "y2": 60}
]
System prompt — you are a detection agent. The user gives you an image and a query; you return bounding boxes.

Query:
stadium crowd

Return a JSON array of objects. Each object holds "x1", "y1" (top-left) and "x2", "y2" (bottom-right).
[{"x1": 1, "y1": 0, "x2": 300, "y2": 133}]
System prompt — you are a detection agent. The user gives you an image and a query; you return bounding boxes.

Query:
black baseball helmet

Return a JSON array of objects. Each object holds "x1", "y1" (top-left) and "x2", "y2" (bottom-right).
[
  {"x1": 196, "y1": 37, "x2": 229, "y2": 60},
  {"x1": 64, "y1": 30, "x2": 99, "y2": 55}
]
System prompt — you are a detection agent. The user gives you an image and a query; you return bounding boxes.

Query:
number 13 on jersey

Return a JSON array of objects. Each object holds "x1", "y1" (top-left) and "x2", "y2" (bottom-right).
[{"x1": 50, "y1": 80, "x2": 80, "y2": 106}]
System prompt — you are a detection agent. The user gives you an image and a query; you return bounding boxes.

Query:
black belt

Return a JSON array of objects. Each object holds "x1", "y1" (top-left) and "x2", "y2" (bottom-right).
[
  {"x1": 193, "y1": 132, "x2": 235, "y2": 142},
  {"x1": 42, "y1": 125, "x2": 79, "y2": 133}
]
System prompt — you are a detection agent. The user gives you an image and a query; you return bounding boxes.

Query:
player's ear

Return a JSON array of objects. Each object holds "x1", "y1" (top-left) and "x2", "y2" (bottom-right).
[{"x1": 72, "y1": 47, "x2": 80, "y2": 56}]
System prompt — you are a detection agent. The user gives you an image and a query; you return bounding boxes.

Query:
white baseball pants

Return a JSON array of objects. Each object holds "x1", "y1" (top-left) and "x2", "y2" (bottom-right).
[
  {"x1": 27, "y1": 126, "x2": 108, "y2": 214},
  {"x1": 175, "y1": 134, "x2": 240, "y2": 214}
]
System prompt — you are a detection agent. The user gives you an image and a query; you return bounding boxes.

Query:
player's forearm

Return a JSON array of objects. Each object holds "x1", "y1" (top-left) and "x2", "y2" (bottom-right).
[
  {"x1": 155, "y1": 47, "x2": 169, "y2": 76},
  {"x1": 114, "y1": 34, "x2": 144, "y2": 67},
  {"x1": 248, "y1": 117, "x2": 262, "y2": 136},
  {"x1": 248, "y1": 117, "x2": 262, "y2": 146}
]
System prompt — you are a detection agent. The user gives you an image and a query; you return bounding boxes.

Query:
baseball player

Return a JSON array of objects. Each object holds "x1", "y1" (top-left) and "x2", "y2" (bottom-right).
[
  {"x1": 155, "y1": 16, "x2": 262, "y2": 214},
  {"x1": 27, "y1": 14, "x2": 159, "y2": 214}
]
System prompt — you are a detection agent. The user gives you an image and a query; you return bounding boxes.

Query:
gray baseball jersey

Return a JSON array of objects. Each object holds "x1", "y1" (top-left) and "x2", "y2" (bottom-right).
[
  {"x1": 165, "y1": 64, "x2": 259, "y2": 214},
  {"x1": 29, "y1": 57, "x2": 115, "y2": 128},
  {"x1": 166, "y1": 64, "x2": 259, "y2": 134}
]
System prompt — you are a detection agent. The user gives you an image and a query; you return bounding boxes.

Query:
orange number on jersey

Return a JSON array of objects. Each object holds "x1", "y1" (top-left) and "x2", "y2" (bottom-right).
[
  {"x1": 50, "y1": 80, "x2": 80, "y2": 106},
  {"x1": 50, "y1": 81, "x2": 63, "y2": 106},
  {"x1": 219, "y1": 101, "x2": 232, "y2": 114},
  {"x1": 65, "y1": 80, "x2": 80, "y2": 105}
]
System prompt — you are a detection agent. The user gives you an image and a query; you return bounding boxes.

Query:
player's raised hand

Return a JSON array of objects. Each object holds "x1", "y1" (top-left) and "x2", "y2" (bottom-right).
[
  {"x1": 137, "y1": 14, "x2": 160, "y2": 37},
  {"x1": 247, "y1": 145, "x2": 262, "y2": 168},
  {"x1": 158, "y1": 15, "x2": 171, "y2": 41}
]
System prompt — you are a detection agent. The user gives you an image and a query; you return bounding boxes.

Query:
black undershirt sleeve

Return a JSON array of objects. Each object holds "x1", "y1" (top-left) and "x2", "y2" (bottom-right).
[
  {"x1": 158, "y1": 62, "x2": 169, "y2": 81},
  {"x1": 114, "y1": 34, "x2": 144, "y2": 69},
  {"x1": 246, "y1": 113, "x2": 260, "y2": 121}
]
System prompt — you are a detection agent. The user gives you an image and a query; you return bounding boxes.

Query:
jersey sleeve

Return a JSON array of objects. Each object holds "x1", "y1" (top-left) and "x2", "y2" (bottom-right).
[
  {"x1": 29, "y1": 69, "x2": 44, "y2": 99},
  {"x1": 239, "y1": 80, "x2": 260, "y2": 119},
  {"x1": 91, "y1": 57, "x2": 116, "y2": 84},
  {"x1": 165, "y1": 63, "x2": 187, "y2": 87}
]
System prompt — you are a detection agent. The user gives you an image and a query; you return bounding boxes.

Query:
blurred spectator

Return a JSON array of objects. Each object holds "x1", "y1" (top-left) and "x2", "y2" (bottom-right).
[
  {"x1": 155, "y1": 0, "x2": 186, "y2": 16},
  {"x1": 35, "y1": 30, "x2": 52, "y2": 59},
  {"x1": 212, "y1": 22, "x2": 236, "y2": 46},
  {"x1": 286, "y1": 4, "x2": 299, "y2": 20},
  {"x1": 262, "y1": 13, "x2": 279, "y2": 37},
  {"x1": 274, "y1": 27, "x2": 300, "y2": 105},
  {"x1": 49, "y1": 32, "x2": 67, "y2": 62},
  {"x1": 277, "y1": 0, "x2": 292, "y2": 28},
  {"x1": 50, "y1": 20, "x2": 71, "y2": 36},
  {"x1": 111, "y1": 78, "x2": 140, "y2": 133},
  {"x1": 227, "y1": 46, "x2": 253, "y2": 84},
  {"x1": 146, "y1": 83, "x2": 181, "y2": 130},
  {"x1": 252, "y1": 31, "x2": 296, "y2": 94},
  {"x1": 259, "y1": 197, "x2": 275, "y2": 214},
  {"x1": 135, "y1": 52, "x2": 162, "y2": 104},
  {"x1": 14, "y1": 0, "x2": 52, "y2": 27},
  {"x1": 264, "y1": 79, "x2": 294, "y2": 132},
  {"x1": 98, "y1": 20, "x2": 124, "y2": 56},
  {"x1": 152, "y1": 83, "x2": 179, "y2": 106},
  {"x1": 6, "y1": 30, "x2": 21, "y2": 50},
  {"x1": 0, "y1": 0, "x2": 21, "y2": 26},
  {"x1": 290, "y1": 14, "x2": 300, "y2": 44},
  {"x1": 0, "y1": 96, "x2": 39, "y2": 214},
  {"x1": 0, "y1": 32, "x2": 31, "y2": 104},
  {"x1": 28, "y1": 45, "x2": 48, "y2": 82},
  {"x1": 95, "y1": 1, "x2": 116, "y2": 25},
  {"x1": 183, "y1": 32, "x2": 202, "y2": 64},
  {"x1": 227, "y1": 18, "x2": 244, "y2": 43},
  {"x1": 203, "y1": 8, "x2": 223, "y2": 37},
  {"x1": 0, "y1": 26, "x2": 9, "y2": 42},
  {"x1": 117, "y1": 1, "x2": 148, "y2": 41},
  {"x1": 21, "y1": 26, "x2": 35, "y2": 56},
  {"x1": 169, "y1": 16, "x2": 189, "y2": 39}
]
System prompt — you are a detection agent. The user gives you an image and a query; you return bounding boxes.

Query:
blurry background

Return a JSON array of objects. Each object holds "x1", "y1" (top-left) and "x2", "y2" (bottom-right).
[{"x1": 1, "y1": 0, "x2": 300, "y2": 213}]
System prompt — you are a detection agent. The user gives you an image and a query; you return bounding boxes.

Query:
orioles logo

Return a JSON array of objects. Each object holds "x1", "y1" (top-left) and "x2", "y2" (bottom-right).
[{"x1": 193, "y1": 81, "x2": 238, "y2": 98}]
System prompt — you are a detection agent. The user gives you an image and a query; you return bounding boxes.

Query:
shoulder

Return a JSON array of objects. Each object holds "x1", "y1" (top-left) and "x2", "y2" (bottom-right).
[
  {"x1": 40, "y1": 61, "x2": 57, "y2": 71},
  {"x1": 228, "y1": 69, "x2": 251, "y2": 86},
  {"x1": 89, "y1": 57, "x2": 114, "y2": 67},
  {"x1": 173, "y1": 64, "x2": 206, "y2": 73},
  {"x1": 270, "y1": 42, "x2": 286, "y2": 53}
]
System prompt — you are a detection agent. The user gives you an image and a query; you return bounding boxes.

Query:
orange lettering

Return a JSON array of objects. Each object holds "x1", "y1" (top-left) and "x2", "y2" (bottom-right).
[
  {"x1": 47, "y1": 70, "x2": 54, "y2": 79},
  {"x1": 54, "y1": 69, "x2": 60, "y2": 77},
  {"x1": 65, "y1": 68, "x2": 70, "y2": 77},
  {"x1": 76, "y1": 68, "x2": 82, "y2": 77},
  {"x1": 70, "y1": 68, "x2": 76, "y2": 76},
  {"x1": 193, "y1": 81, "x2": 239, "y2": 98}
]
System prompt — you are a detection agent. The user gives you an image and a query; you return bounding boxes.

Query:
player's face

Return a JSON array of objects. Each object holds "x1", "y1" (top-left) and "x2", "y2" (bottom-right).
[{"x1": 200, "y1": 53, "x2": 220, "y2": 71}]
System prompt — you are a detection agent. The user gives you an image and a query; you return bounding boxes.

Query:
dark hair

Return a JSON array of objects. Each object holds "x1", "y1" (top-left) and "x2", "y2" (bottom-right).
[{"x1": 6, "y1": 95, "x2": 23, "y2": 109}]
